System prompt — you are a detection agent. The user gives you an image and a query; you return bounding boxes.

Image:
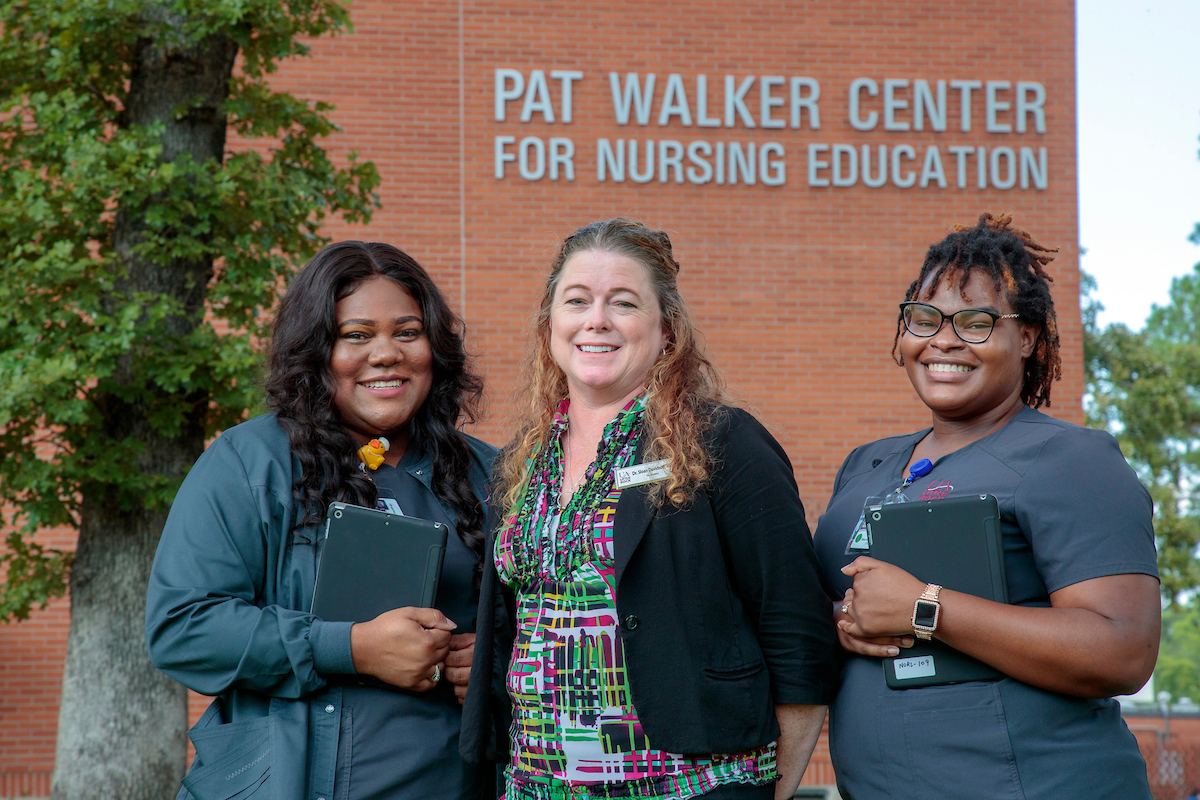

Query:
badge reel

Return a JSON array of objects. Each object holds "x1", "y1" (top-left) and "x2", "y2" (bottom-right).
[{"x1": 845, "y1": 458, "x2": 933, "y2": 555}]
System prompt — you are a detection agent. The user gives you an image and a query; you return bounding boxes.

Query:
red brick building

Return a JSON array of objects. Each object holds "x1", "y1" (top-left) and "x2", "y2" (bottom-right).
[{"x1": 0, "y1": 1, "x2": 1082, "y2": 795}]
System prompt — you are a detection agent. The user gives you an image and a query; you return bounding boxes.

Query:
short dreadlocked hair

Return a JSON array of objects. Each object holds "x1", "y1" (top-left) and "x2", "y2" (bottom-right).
[{"x1": 891, "y1": 212, "x2": 1062, "y2": 408}]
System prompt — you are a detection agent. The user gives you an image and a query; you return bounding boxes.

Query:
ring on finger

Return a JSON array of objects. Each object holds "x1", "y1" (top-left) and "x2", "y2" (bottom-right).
[
  {"x1": 841, "y1": 603, "x2": 850, "y2": 614},
  {"x1": 431, "y1": 664, "x2": 441, "y2": 683}
]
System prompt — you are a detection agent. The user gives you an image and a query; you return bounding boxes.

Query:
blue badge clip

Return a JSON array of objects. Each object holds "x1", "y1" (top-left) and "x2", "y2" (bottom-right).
[{"x1": 902, "y1": 458, "x2": 933, "y2": 487}]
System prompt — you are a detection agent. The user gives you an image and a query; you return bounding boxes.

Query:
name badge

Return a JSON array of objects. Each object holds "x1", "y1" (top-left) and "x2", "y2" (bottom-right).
[
  {"x1": 614, "y1": 459, "x2": 671, "y2": 489},
  {"x1": 376, "y1": 498, "x2": 404, "y2": 515},
  {"x1": 846, "y1": 514, "x2": 871, "y2": 551},
  {"x1": 374, "y1": 489, "x2": 404, "y2": 516},
  {"x1": 892, "y1": 654, "x2": 936, "y2": 680}
]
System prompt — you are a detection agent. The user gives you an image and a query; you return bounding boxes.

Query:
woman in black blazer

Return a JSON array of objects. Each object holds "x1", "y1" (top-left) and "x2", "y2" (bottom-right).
[{"x1": 460, "y1": 218, "x2": 838, "y2": 800}]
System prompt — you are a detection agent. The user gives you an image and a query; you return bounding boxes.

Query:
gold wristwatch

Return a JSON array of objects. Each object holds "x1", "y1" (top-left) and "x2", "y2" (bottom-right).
[{"x1": 911, "y1": 583, "x2": 942, "y2": 640}]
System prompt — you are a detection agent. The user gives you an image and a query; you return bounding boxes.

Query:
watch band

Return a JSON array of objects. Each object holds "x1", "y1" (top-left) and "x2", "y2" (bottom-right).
[{"x1": 911, "y1": 583, "x2": 942, "y2": 640}]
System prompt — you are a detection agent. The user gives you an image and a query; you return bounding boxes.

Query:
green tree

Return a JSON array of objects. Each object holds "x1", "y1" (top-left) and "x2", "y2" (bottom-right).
[
  {"x1": 0, "y1": 2, "x2": 378, "y2": 797},
  {"x1": 1155, "y1": 603, "x2": 1200, "y2": 702},
  {"x1": 1083, "y1": 270, "x2": 1200, "y2": 605},
  {"x1": 1083, "y1": 257, "x2": 1200, "y2": 704}
]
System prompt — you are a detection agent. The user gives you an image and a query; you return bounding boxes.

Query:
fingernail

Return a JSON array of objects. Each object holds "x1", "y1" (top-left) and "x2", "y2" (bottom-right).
[
  {"x1": 887, "y1": 647, "x2": 899, "y2": 656},
  {"x1": 901, "y1": 638, "x2": 914, "y2": 648}
]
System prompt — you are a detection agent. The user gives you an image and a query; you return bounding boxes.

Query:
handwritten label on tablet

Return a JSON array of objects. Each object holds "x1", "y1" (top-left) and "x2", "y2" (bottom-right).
[{"x1": 893, "y1": 655, "x2": 936, "y2": 680}]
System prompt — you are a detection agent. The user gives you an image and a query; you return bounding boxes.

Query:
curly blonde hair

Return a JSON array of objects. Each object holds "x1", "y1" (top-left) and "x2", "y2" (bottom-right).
[{"x1": 496, "y1": 218, "x2": 728, "y2": 512}]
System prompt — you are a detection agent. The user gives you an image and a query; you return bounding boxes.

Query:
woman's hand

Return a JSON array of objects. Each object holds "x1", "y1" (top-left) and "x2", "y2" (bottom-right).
[
  {"x1": 840, "y1": 557, "x2": 1161, "y2": 698},
  {"x1": 772, "y1": 704, "x2": 827, "y2": 799},
  {"x1": 838, "y1": 556, "x2": 927, "y2": 641},
  {"x1": 350, "y1": 607, "x2": 455, "y2": 691},
  {"x1": 833, "y1": 594, "x2": 915, "y2": 658},
  {"x1": 444, "y1": 632, "x2": 475, "y2": 704}
]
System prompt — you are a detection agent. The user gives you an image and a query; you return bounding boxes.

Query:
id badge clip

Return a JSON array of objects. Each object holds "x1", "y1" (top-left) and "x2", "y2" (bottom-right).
[{"x1": 845, "y1": 458, "x2": 933, "y2": 555}]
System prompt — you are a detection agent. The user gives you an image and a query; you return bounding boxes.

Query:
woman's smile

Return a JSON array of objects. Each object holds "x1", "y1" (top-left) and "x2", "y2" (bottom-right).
[
  {"x1": 359, "y1": 375, "x2": 411, "y2": 394},
  {"x1": 924, "y1": 362, "x2": 974, "y2": 374}
]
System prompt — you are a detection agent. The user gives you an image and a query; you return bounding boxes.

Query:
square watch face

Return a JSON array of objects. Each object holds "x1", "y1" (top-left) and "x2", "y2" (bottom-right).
[{"x1": 913, "y1": 599, "x2": 940, "y2": 628}]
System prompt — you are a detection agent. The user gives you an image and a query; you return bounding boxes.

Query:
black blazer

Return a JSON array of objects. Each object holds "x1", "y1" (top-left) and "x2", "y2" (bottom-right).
[{"x1": 461, "y1": 406, "x2": 838, "y2": 760}]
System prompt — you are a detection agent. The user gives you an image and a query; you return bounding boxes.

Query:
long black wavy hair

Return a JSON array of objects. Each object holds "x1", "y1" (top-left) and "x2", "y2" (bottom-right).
[{"x1": 266, "y1": 241, "x2": 486, "y2": 559}]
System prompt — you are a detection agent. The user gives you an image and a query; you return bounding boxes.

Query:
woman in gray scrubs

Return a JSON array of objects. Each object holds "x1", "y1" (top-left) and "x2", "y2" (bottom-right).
[
  {"x1": 812, "y1": 214, "x2": 1160, "y2": 800},
  {"x1": 146, "y1": 242, "x2": 497, "y2": 800}
]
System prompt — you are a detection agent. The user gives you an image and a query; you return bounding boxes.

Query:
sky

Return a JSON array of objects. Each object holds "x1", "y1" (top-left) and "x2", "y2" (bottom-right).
[{"x1": 1078, "y1": 0, "x2": 1200, "y2": 330}]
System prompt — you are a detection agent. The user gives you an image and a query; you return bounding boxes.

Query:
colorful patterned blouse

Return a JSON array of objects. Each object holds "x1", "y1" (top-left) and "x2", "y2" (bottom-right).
[{"x1": 494, "y1": 397, "x2": 776, "y2": 800}]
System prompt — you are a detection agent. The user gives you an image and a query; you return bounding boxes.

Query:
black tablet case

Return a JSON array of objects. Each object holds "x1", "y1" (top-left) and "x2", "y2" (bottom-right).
[
  {"x1": 867, "y1": 494, "x2": 1008, "y2": 689},
  {"x1": 311, "y1": 502, "x2": 447, "y2": 622}
]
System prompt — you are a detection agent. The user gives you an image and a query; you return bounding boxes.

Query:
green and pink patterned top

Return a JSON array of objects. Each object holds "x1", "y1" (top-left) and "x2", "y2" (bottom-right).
[{"x1": 495, "y1": 396, "x2": 776, "y2": 800}]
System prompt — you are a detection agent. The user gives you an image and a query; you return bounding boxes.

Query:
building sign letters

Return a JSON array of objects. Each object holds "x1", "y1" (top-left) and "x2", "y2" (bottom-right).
[{"x1": 493, "y1": 69, "x2": 1049, "y2": 190}]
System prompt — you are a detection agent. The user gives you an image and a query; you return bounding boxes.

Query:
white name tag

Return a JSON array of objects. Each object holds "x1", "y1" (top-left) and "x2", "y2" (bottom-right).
[
  {"x1": 614, "y1": 459, "x2": 672, "y2": 489},
  {"x1": 893, "y1": 655, "x2": 936, "y2": 680}
]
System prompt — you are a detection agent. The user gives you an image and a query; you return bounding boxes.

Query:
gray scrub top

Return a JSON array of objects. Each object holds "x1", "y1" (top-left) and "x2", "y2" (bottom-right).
[
  {"x1": 813, "y1": 406, "x2": 1158, "y2": 800},
  {"x1": 332, "y1": 444, "x2": 481, "y2": 800}
]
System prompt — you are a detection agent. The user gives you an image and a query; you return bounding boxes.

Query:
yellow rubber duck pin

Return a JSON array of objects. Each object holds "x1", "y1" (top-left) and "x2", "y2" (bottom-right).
[{"x1": 357, "y1": 437, "x2": 390, "y2": 471}]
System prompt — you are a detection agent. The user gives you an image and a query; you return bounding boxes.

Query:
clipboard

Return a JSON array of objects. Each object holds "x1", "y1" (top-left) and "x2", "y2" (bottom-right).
[
  {"x1": 867, "y1": 494, "x2": 1009, "y2": 689},
  {"x1": 311, "y1": 502, "x2": 448, "y2": 622}
]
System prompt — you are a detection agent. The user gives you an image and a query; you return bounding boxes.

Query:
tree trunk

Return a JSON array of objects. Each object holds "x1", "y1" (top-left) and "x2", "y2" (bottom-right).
[
  {"x1": 51, "y1": 503, "x2": 189, "y2": 800},
  {"x1": 51, "y1": 13, "x2": 238, "y2": 800}
]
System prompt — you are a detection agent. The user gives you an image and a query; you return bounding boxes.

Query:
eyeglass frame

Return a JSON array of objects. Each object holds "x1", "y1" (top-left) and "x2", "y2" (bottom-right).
[{"x1": 898, "y1": 301, "x2": 1021, "y2": 344}]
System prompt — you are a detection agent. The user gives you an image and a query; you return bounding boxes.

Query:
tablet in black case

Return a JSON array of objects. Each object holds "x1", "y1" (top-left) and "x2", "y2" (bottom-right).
[
  {"x1": 311, "y1": 502, "x2": 447, "y2": 622},
  {"x1": 867, "y1": 494, "x2": 1009, "y2": 689}
]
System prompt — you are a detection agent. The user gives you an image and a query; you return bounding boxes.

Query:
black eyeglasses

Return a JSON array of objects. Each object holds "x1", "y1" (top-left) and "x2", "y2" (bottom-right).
[{"x1": 899, "y1": 302, "x2": 1020, "y2": 344}]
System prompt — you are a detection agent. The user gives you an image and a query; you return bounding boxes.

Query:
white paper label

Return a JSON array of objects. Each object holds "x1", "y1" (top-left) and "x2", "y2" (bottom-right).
[
  {"x1": 614, "y1": 459, "x2": 672, "y2": 489},
  {"x1": 893, "y1": 655, "x2": 936, "y2": 680}
]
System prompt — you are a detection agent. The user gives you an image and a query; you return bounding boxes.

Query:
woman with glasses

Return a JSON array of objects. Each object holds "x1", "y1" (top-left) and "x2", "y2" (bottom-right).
[{"x1": 811, "y1": 214, "x2": 1159, "y2": 800}]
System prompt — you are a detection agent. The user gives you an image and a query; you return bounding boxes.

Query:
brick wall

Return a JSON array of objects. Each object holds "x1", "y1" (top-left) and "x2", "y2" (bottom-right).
[
  {"x1": 0, "y1": 0, "x2": 1079, "y2": 792},
  {"x1": 1126, "y1": 714, "x2": 1200, "y2": 800}
]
